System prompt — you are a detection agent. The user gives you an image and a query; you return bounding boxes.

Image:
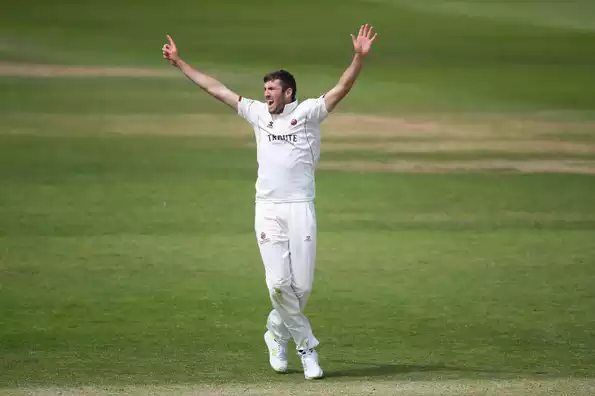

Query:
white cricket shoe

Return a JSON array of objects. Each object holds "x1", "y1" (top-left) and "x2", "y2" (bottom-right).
[
  {"x1": 264, "y1": 331, "x2": 288, "y2": 373},
  {"x1": 299, "y1": 348, "x2": 324, "y2": 379}
]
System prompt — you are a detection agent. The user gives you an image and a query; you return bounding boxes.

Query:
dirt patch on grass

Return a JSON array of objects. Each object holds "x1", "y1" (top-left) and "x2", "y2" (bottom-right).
[
  {"x1": 322, "y1": 140, "x2": 595, "y2": 154},
  {"x1": 319, "y1": 159, "x2": 595, "y2": 174},
  {"x1": 3, "y1": 114, "x2": 251, "y2": 138},
  {"x1": 320, "y1": 115, "x2": 595, "y2": 174},
  {"x1": 325, "y1": 211, "x2": 595, "y2": 224},
  {"x1": 3, "y1": 62, "x2": 595, "y2": 174},
  {"x1": 0, "y1": 62, "x2": 176, "y2": 78},
  {"x1": 325, "y1": 114, "x2": 448, "y2": 138},
  {"x1": 98, "y1": 114, "x2": 246, "y2": 136},
  {"x1": 6, "y1": 114, "x2": 594, "y2": 159},
  {"x1": 4, "y1": 379, "x2": 595, "y2": 396},
  {"x1": 324, "y1": 113, "x2": 595, "y2": 140},
  {"x1": 2, "y1": 61, "x2": 593, "y2": 139}
]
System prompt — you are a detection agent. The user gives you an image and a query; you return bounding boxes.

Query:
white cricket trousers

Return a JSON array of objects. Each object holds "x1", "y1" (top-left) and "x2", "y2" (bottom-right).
[{"x1": 255, "y1": 201, "x2": 319, "y2": 351}]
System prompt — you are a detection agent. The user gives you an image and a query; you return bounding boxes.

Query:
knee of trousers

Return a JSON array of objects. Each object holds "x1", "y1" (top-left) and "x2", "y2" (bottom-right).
[
  {"x1": 267, "y1": 310, "x2": 285, "y2": 328},
  {"x1": 292, "y1": 285, "x2": 312, "y2": 300},
  {"x1": 268, "y1": 279, "x2": 292, "y2": 298}
]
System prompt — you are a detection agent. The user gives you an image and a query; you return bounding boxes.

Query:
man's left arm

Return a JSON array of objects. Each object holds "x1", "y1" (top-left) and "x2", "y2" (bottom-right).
[{"x1": 324, "y1": 24, "x2": 377, "y2": 113}]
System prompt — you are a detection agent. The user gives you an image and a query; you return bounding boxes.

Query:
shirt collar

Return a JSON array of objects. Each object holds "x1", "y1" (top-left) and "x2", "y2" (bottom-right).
[{"x1": 273, "y1": 100, "x2": 299, "y2": 118}]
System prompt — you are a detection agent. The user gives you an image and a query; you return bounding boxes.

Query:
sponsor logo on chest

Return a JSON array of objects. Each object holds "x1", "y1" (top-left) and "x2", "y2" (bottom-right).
[
  {"x1": 268, "y1": 134, "x2": 297, "y2": 143},
  {"x1": 264, "y1": 118, "x2": 301, "y2": 144}
]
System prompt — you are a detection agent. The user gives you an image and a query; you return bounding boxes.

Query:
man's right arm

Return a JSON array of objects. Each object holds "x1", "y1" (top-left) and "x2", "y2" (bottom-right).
[{"x1": 163, "y1": 35, "x2": 239, "y2": 111}]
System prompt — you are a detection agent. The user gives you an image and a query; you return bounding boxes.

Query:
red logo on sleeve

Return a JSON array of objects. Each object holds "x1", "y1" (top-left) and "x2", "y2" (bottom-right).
[{"x1": 291, "y1": 119, "x2": 297, "y2": 126}]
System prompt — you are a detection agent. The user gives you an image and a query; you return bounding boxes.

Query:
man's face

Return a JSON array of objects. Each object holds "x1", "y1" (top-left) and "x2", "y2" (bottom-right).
[{"x1": 264, "y1": 79, "x2": 291, "y2": 114}]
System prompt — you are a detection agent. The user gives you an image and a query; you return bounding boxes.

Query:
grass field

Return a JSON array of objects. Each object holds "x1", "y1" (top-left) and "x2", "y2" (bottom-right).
[{"x1": 1, "y1": 0, "x2": 595, "y2": 395}]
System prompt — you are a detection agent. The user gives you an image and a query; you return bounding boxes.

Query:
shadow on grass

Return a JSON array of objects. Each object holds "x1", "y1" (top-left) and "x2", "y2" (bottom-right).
[{"x1": 323, "y1": 362, "x2": 517, "y2": 379}]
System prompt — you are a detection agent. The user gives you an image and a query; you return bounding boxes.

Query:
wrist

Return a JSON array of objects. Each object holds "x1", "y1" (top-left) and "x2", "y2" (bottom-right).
[
  {"x1": 352, "y1": 53, "x2": 365, "y2": 66},
  {"x1": 172, "y1": 58, "x2": 185, "y2": 68},
  {"x1": 353, "y1": 52, "x2": 364, "y2": 61}
]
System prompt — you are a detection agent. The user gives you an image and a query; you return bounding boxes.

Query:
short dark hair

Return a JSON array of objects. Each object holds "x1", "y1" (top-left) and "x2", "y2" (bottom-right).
[{"x1": 263, "y1": 69, "x2": 297, "y2": 101}]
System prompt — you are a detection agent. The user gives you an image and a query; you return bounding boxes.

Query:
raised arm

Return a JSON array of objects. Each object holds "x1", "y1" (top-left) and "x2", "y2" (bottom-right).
[
  {"x1": 162, "y1": 35, "x2": 240, "y2": 111},
  {"x1": 324, "y1": 24, "x2": 377, "y2": 113}
]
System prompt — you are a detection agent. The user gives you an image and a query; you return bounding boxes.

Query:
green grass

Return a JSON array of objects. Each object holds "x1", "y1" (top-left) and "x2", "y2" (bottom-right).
[
  {"x1": 1, "y1": 134, "x2": 595, "y2": 387},
  {"x1": 321, "y1": 150, "x2": 595, "y2": 162},
  {"x1": 2, "y1": 0, "x2": 595, "y2": 115},
  {"x1": 1, "y1": 0, "x2": 595, "y2": 393}
]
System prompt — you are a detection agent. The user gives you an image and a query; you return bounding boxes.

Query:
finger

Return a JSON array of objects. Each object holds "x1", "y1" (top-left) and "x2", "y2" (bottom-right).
[
  {"x1": 358, "y1": 24, "x2": 364, "y2": 37},
  {"x1": 351, "y1": 34, "x2": 356, "y2": 46},
  {"x1": 167, "y1": 34, "x2": 176, "y2": 49},
  {"x1": 367, "y1": 26, "x2": 374, "y2": 39},
  {"x1": 370, "y1": 33, "x2": 378, "y2": 42},
  {"x1": 364, "y1": 23, "x2": 369, "y2": 36}
]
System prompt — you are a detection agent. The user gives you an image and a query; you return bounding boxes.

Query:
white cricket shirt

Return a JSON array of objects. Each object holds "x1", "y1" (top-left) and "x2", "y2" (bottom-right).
[{"x1": 237, "y1": 96, "x2": 329, "y2": 203}]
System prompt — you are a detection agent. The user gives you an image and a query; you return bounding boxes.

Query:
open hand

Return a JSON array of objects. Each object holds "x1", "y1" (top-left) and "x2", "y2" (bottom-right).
[
  {"x1": 162, "y1": 35, "x2": 180, "y2": 65},
  {"x1": 351, "y1": 24, "x2": 377, "y2": 57}
]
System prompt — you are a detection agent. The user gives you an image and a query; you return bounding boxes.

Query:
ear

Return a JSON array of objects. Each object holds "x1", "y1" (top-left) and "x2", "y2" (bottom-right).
[{"x1": 285, "y1": 88, "x2": 293, "y2": 100}]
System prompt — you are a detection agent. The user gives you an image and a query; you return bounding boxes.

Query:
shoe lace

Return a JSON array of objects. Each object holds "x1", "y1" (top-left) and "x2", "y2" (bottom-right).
[
  {"x1": 299, "y1": 349, "x2": 315, "y2": 363},
  {"x1": 273, "y1": 340, "x2": 286, "y2": 358}
]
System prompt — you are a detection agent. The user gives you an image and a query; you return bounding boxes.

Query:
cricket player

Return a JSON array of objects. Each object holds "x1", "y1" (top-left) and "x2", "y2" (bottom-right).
[{"x1": 162, "y1": 24, "x2": 377, "y2": 379}]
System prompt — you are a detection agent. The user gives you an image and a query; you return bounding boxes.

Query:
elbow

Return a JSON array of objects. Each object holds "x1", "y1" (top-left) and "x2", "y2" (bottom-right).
[{"x1": 206, "y1": 85, "x2": 225, "y2": 97}]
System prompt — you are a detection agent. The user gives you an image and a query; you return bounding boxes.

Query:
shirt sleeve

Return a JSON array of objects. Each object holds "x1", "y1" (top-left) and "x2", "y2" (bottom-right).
[
  {"x1": 306, "y1": 95, "x2": 329, "y2": 124},
  {"x1": 237, "y1": 96, "x2": 261, "y2": 125}
]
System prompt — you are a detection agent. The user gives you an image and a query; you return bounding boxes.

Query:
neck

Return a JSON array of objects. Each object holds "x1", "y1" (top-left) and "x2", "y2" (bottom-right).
[{"x1": 270, "y1": 98, "x2": 296, "y2": 115}]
